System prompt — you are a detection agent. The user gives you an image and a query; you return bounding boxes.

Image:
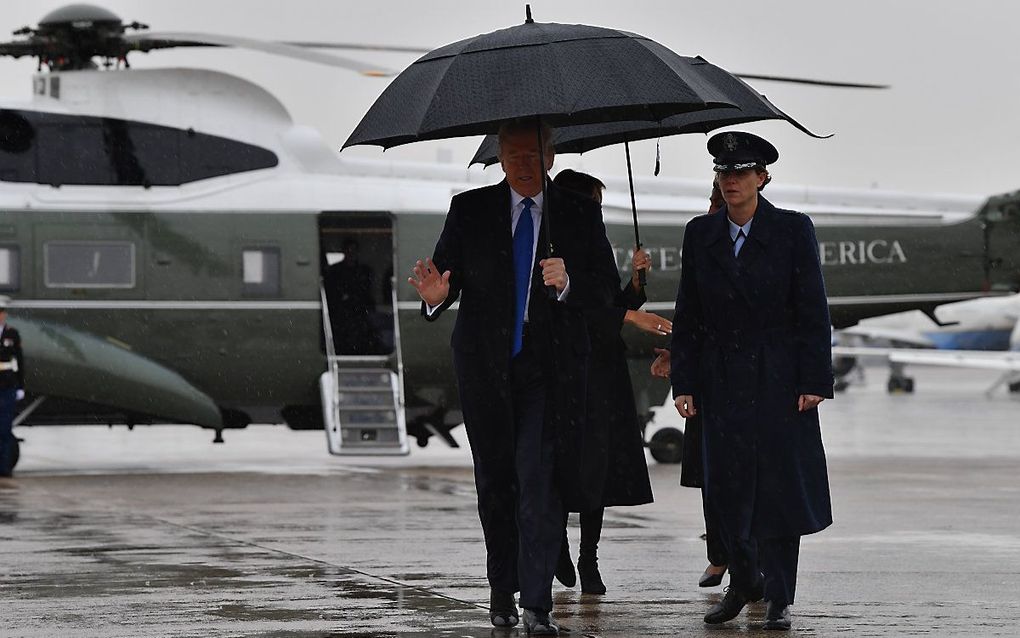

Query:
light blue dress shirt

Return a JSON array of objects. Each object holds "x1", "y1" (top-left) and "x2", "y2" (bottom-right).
[{"x1": 728, "y1": 217, "x2": 754, "y2": 257}]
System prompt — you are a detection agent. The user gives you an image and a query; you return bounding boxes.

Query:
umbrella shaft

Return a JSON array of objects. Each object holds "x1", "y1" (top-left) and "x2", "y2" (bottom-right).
[
  {"x1": 536, "y1": 118, "x2": 557, "y2": 301},
  {"x1": 624, "y1": 142, "x2": 645, "y2": 288},
  {"x1": 625, "y1": 142, "x2": 641, "y2": 248}
]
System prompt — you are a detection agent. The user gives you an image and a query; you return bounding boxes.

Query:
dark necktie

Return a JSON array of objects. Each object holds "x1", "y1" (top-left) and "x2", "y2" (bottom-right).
[
  {"x1": 511, "y1": 198, "x2": 535, "y2": 357},
  {"x1": 733, "y1": 229, "x2": 747, "y2": 257}
]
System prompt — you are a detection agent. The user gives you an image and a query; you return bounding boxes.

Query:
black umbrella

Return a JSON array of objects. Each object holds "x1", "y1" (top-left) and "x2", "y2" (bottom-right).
[
  {"x1": 470, "y1": 96, "x2": 827, "y2": 164},
  {"x1": 342, "y1": 12, "x2": 740, "y2": 150},
  {"x1": 342, "y1": 7, "x2": 748, "y2": 280},
  {"x1": 469, "y1": 75, "x2": 830, "y2": 286}
]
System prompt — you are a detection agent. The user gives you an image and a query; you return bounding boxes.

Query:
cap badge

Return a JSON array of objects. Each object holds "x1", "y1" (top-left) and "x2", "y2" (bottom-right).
[{"x1": 724, "y1": 133, "x2": 738, "y2": 152}]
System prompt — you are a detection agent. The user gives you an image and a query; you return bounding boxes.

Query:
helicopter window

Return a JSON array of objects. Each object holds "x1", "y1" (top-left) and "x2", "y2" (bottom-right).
[
  {"x1": 0, "y1": 109, "x2": 278, "y2": 186},
  {"x1": 242, "y1": 247, "x2": 281, "y2": 297},
  {"x1": 0, "y1": 246, "x2": 20, "y2": 292},
  {"x1": 44, "y1": 241, "x2": 135, "y2": 288}
]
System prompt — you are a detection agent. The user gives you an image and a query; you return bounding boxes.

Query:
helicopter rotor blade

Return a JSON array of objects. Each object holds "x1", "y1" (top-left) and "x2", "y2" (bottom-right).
[
  {"x1": 735, "y1": 73, "x2": 888, "y2": 90},
  {"x1": 0, "y1": 42, "x2": 41, "y2": 59},
  {"x1": 279, "y1": 43, "x2": 889, "y2": 89},
  {"x1": 278, "y1": 41, "x2": 432, "y2": 55},
  {"x1": 123, "y1": 31, "x2": 395, "y2": 76}
]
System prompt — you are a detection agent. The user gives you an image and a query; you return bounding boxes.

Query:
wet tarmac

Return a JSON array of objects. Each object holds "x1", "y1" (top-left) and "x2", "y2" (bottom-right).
[{"x1": 2, "y1": 365, "x2": 1019, "y2": 636}]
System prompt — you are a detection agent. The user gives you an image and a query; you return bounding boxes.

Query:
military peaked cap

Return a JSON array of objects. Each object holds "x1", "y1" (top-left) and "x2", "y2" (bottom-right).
[{"x1": 708, "y1": 131, "x2": 779, "y2": 172}]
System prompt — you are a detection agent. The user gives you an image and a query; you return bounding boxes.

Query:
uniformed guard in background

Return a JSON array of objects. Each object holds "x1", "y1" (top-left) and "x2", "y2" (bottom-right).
[{"x1": 0, "y1": 296, "x2": 26, "y2": 477}]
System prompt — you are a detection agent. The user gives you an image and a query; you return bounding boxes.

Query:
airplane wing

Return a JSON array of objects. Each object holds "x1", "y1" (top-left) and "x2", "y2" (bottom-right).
[
  {"x1": 832, "y1": 346, "x2": 1020, "y2": 372},
  {"x1": 838, "y1": 326, "x2": 936, "y2": 348},
  {"x1": 17, "y1": 317, "x2": 222, "y2": 428}
]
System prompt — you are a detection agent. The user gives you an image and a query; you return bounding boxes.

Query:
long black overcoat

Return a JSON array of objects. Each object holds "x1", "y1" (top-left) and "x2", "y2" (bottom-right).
[
  {"x1": 669, "y1": 196, "x2": 834, "y2": 539},
  {"x1": 580, "y1": 282, "x2": 654, "y2": 509},
  {"x1": 425, "y1": 180, "x2": 620, "y2": 512}
]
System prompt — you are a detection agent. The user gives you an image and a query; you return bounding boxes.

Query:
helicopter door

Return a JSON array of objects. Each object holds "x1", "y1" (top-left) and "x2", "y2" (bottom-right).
[{"x1": 318, "y1": 213, "x2": 408, "y2": 456}]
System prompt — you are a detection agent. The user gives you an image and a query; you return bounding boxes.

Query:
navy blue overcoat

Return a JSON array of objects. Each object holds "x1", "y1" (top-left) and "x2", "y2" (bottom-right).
[{"x1": 670, "y1": 196, "x2": 834, "y2": 539}]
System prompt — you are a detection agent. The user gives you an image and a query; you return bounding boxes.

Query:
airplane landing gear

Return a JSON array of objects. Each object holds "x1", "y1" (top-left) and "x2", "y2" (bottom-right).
[
  {"x1": 887, "y1": 362, "x2": 915, "y2": 394},
  {"x1": 887, "y1": 376, "x2": 915, "y2": 393}
]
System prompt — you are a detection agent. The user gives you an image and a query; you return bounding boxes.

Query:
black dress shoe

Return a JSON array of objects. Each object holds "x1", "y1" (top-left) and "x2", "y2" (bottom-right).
[
  {"x1": 698, "y1": 564, "x2": 727, "y2": 588},
  {"x1": 489, "y1": 588, "x2": 518, "y2": 628},
  {"x1": 522, "y1": 608, "x2": 559, "y2": 635},
  {"x1": 555, "y1": 542, "x2": 576, "y2": 587},
  {"x1": 577, "y1": 557, "x2": 606, "y2": 594},
  {"x1": 763, "y1": 601, "x2": 791, "y2": 630},
  {"x1": 704, "y1": 585, "x2": 757, "y2": 624}
]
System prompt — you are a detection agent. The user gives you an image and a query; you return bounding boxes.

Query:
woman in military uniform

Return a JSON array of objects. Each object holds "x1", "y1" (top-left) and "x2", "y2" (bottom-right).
[{"x1": 670, "y1": 132, "x2": 833, "y2": 631}]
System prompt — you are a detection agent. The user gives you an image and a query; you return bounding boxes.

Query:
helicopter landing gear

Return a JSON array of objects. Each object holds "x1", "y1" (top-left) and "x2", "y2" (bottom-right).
[
  {"x1": 407, "y1": 409, "x2": 460, "y2": 449},
  {"x1": 648, "y1": 427, "x2": 684, "y2": 464}
]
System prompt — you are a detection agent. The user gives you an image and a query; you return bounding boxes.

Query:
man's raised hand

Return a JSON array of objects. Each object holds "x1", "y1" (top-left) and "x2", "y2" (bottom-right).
[{"x1": 408, "y1": 257, "x2": 451, "y2": 307}]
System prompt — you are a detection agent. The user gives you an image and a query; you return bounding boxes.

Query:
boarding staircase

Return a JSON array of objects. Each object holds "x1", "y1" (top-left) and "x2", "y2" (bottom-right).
[{"x1": 319, "y1": 285, "x2": 409, "y2": 456}]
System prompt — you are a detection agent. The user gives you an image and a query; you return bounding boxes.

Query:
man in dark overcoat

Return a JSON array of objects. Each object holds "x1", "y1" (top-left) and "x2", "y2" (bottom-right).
[
  {"x1": 409, "y1": 121, "x2": 619, "y2": 635},
  {"x1": 670, "y1": 132, "x2": 833, "y2": 631}
]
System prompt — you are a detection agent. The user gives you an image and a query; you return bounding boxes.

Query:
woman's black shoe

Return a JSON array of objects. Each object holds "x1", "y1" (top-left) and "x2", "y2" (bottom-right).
[{"x1": 698, "y1": 564, "x2": 727, "y2": 587}]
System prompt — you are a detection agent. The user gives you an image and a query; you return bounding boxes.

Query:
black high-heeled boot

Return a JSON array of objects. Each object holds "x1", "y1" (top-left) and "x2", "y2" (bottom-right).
[{"x1": 577, "y1": 556, "x2": 606, "y2": 594}]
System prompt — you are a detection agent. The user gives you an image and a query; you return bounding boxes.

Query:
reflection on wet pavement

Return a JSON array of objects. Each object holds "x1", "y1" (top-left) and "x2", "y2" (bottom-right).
[{"x1": 0, "y1": 366, "x2": 1019, "y2": 636}]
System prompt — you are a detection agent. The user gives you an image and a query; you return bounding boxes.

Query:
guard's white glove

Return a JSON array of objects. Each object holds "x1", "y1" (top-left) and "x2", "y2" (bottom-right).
[{"x1": 15, "y1": 389, "x2": 24, "y2": 401}]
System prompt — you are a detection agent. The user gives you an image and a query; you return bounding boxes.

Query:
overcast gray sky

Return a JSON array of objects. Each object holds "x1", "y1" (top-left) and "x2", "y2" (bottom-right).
[{"x1": 2, "y1": 0, "x2": 1016, "y2": 197}]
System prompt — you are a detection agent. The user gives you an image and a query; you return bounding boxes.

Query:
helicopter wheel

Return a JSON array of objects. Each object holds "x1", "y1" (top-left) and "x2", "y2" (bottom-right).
[{"x1": 649, "y1": 427, "x2": 684, "y2": 464}]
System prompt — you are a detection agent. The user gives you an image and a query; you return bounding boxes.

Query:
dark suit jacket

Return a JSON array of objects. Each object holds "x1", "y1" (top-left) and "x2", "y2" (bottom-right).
[
  {"x1": 423, "y1": 179, "x2": 620, "y2": 511},
  {"x1": 669, "y1": 196, "x2": 834, "y2": 539}
]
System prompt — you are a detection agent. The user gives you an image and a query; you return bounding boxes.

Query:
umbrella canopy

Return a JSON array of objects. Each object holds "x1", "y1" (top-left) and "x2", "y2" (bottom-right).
[
  {"x1": 342, "y1": 16, "x2": 742, "y2": 149},
  {"x1": 470, "y1": 72, "x2": 830, "y2": 166}
]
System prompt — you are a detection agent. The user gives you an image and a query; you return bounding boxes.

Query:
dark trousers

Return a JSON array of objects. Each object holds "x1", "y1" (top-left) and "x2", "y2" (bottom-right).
[
  {"x1": 725, "y1": 534, "x2": 801, "y2": 606},
  {"x1": 562, "y1": 507, "x2": 605, "y2": 562},
  {"x1": 702, "y1": 488, "x2": 728, "y2": 567},
  {"x1": 0, "y1": 388, "x2": 16, "y2": 475},
  {"x1": 475, "y1": 334, "x2": 562, "y2": 612}
]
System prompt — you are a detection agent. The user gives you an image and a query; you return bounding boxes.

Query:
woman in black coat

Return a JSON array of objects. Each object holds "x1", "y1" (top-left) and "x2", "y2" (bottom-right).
[{"x1": 552, "y1": 169, "x2": 669, "y2": 594}]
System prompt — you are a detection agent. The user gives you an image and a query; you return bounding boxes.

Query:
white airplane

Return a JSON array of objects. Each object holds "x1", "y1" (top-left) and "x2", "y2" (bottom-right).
[{"x1": 833, "y1": 293, "x2": 1020, "y2": 395}]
